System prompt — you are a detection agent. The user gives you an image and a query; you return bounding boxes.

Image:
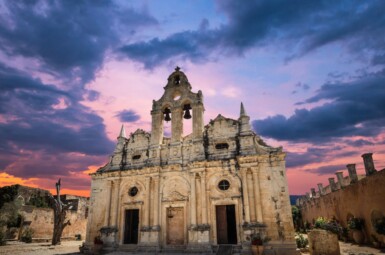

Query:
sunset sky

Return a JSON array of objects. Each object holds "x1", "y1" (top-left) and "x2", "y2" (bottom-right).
[{"x1": 1, "y1": 0, "x2": 384, "y2": 197}]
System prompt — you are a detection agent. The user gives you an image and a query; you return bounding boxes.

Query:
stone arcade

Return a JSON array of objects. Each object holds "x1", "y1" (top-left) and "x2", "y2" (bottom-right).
[{"x1": 85, "y1": 68, "x2": 297, "y2": 254}]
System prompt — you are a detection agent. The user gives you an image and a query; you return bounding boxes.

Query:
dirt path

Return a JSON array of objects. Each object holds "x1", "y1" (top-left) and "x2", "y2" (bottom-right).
[
  {"x1": 300, "y1": 241, "x2": 385, "y2": 255},
  {"x1": 0, "y1": 240, "x2": 83, "y2": 255}
]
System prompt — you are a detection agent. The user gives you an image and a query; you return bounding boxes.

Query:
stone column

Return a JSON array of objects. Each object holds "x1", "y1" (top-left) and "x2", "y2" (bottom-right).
[
  {"x1": 310, "y1": 188, "x2": 316, "y2": 197},
  {"x1": 113, "y1": 179, "x2": 121, "y2": 227},
  {"x1": 153, "y1": 176, "x2": 160, "y2": 227},
  {"x1": 317, "y1": 183, "x2": 324, "y2": 196},
  {"x1": 329, "y1": 178, "x2": 337, "y2": 192},
  {"x1": 105, "y1": 180, "x2": 112, "y2": 226},
  {"x1": 362, "y1": 153, "x2": 377, "y2": 176},
  {"x1": 335, "y1": 172, "x2": 344, "y2": 188},
  {"x1": 144, "y1": 177, "x2": 151, "y2": 226},
  {"x1": 171, "y1": 108, "x2": 183, "y2": 143},
  {"x1": 241, "y1": 171, "x2": 250, "y2": 223},
  {"x1": 200, "y1": 172, "x2": 208, "y2": 224},
  {"x1": 346, "y1": 164, "x2": 358, "y2": 183},
  {"x1": 252, "y1": 171, "x2": 263, "y2": 222},
  {"x1": 190, "y1": 174, "x2": 197, "y2": 226},
  {"x1": 192, "y1": 103, "x2": 204, "y2": 139},
  {"x1": 150, "y1": 111, "x2": 163, "y2": 145}
]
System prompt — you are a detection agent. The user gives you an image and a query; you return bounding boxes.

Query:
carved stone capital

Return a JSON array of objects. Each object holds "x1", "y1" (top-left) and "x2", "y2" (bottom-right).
[
  {"x1": 188, "y1": 224, "x2": 210, "y2": 232},
  {"x1": 242, "y1": 222, "x2": 267, "y2": 230}
]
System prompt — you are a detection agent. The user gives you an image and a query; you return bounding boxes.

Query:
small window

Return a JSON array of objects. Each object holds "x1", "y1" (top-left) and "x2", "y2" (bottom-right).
[
  {"x1": 129, "y1": 187, "x2": 138, "y2": 197},
  {"x1": 218, "y1": 180, "x2": 230, "y2": 190},
  {"x1": 132, "y1": 155, "x2": 141, "y2": 160},
  {"x1": 215, "y1": 143, "x2": 229, "y2": 150}
]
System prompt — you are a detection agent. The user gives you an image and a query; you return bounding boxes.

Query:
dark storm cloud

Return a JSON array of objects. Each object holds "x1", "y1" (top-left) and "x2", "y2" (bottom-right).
[
  {"x1": 306, "y1": 164, "x2": 345, "y2": 176},
  {"x1": 0, "y1": 0, "x2": 157, "y2": 83},
  {"x1": 345, "y1": 139, "x2": 374, "y2": 147},
  {"x1": 0, "y1": 1, "x2": 159, "y2": 180},
  {"x1": 118, "y1": 0, "x2": 385, "y2": 69},
  {"x1": 252, "y1": 71, "x2": 385, "y2": 142},
  {"x1": 115, "y1": 109, "x2": 140, "y2": 123},
  {"x1": 286, "y1": 147, "x2": 330, "y2": 168},
  {"x1": 120, "y1": 29, "x2": 214, "y2": 69},
  {"x1": 6, "y1": 151, "x2": 105, "y2": 180},
  {"x1": 286, "y1": 146, "x2": 356, "y2": 170},
  {"x1": 0, "y1": 64, "x2": 114, "y2": 177}
]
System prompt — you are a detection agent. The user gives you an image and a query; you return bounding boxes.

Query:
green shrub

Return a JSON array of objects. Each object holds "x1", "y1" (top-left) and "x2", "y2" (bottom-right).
[
  {"x1": 27, "y1": 194, "x2": 49, "y2": 208},
  {"x1": 348, "y1": 217, "x2": 364, "y2": 231},
  {"x1": 6, "y1": 213, "x2": 23, "y2": 228},
  {"x1": 374, "y1": 217, "x2": 385, "y2": 235},
  {"x1": 295, "y1": 233, "x2": 308, "y2": 248},
  {"x1": 0, "y1": 185, "x2": 20, "y2": 209},
  {"x1": 313, "y1": 217, "x2": 342, "y2": 235},
  {"x1": 21, "y1": 227, "x2": 34, "y2": 243},
  {"x1": 323, "y1": 221, "x2": 343, "y2": 235},
  {"x1": 314, "y1": 217, "x2": 327, "y2": 229}
]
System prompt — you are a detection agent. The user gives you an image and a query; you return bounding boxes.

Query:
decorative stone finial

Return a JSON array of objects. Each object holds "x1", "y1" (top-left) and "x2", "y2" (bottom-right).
[
  {"x1": 335, "y1": 172, "x2": 345, "y2": 189},
  {"x1": 328, "y1": 178, "x2": 337, "y2": 192},
  {"x1": 118, "y1": 124, "x2": 126, "y2": 138},
  {"x1": 310, "y1": 188, "x2": 316, "y2": 197},
  {"x1": 346, "y1": 164, "x2": 358, "y2": 183},
  {"x1": 175, "y1": 66, "x2": 181, "y2": 72},
  {"x1": 240, "y1": 102, "x2": 247, "y2": 116},
  {"x1": 361, "y1": 153, "x2": 377, "y2": 176},
  {"x1": 317, "y1": 183, "x2": 324, "y2": 195}
]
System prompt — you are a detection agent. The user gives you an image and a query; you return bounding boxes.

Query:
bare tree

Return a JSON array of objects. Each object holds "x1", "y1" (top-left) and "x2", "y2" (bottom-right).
[{"x1": 48, "y1": 179, "x2": 70, "y2": 245}]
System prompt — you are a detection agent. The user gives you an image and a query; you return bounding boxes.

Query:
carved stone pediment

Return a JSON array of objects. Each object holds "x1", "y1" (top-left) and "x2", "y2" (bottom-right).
[{"x1": 162, "y1": 190, "x2": 188, "y2": 202}]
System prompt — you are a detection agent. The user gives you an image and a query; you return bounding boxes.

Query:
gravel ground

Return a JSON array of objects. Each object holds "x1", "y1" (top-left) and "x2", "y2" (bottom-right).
[
  {"x1": 0, "y1": 240, "x2": 83, "y2": 255},
  {"x1": 0, "y1": 240, "x2": 384, "y2": 255},
  {"x1": 299, "y1": 241, "x2": 385, "y2": 255}
]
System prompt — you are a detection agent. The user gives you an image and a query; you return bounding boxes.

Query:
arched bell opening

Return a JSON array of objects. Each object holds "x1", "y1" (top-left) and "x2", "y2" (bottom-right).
[
  {"x1": 181, "y1": 101, "x2": 193, "y2": 137},
  {"x1": 162, "y1": 105, "x2": 172, "y2": 139}
]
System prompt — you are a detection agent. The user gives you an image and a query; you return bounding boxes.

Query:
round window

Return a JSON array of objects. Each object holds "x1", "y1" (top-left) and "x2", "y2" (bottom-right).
[
  {"x1": 218, "y1": 180, "x2": 230, "y2": 191},
  {"x1": 129, "y1": 187, "x2": 138, "y2": 197}
]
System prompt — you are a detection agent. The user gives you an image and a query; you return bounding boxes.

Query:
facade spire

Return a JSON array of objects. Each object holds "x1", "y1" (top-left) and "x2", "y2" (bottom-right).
[
  {"x1": 240, "y1": 102, "x2": 247, "y2": 117},
  {"x1": 118, "y1": 124, "x2": 126, "y2": 138}
]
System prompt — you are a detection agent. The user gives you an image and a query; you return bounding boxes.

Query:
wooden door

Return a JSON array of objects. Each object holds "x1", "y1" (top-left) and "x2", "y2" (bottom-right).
[
  {"x1": 216, "y1": 205, "x2": 228, "y2": 244},
  {"x1": 166, "y1": 207, "x2": 184, "y2": 245},
  {"x1": 216, "y1": 205, "x2": 237, "y2": 244},
  {"x1": 124, "y1": 209, "x2": 139, "y2": 244}
]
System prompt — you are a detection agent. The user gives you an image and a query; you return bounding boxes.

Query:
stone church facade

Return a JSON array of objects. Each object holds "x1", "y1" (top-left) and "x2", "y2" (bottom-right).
[{"x1": 85, "y1": 68, "x2": 297, "y2": 254}]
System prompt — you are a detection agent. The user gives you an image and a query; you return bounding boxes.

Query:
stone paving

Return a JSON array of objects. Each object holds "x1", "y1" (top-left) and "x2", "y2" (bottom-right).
[{"x1": 0, "y1": 240, "x2": 385, "y2": 255}]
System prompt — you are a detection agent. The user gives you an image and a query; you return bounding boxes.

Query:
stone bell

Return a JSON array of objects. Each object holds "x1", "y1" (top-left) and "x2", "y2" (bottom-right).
[
  {"x1": 183, "y1": 104, "x2": 192, "y2": 119},
  {"x1": 163, "y1": 108, "x2": 171, "y2": 122}
]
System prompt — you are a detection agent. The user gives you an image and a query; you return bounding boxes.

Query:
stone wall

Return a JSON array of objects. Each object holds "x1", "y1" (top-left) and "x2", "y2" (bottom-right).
[
  {"x1": 297, "y1": 154, "x2": 385, "y2": 243},
  {"x1": 19, "y1": 195, "x2": 89, "y2": 240}
]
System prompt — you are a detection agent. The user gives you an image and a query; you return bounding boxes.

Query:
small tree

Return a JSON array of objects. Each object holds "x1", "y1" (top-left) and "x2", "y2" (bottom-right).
[
  {"x1": 48, "y1": 179, "x2": 71, "y2": 245},
  {"x1": 20, "y1": 227, "x2": 34, "y2": 243},
  {"x1": 292, "y1": 206, "x2": 302, "y2": 231}
]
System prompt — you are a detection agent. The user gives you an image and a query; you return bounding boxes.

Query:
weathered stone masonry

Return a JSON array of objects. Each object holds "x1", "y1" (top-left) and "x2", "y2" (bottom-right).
[
  {"x1": 297, "y1": 153, "x2": 385, "y2": 243},
  {"x1": 86, "y1": 68, "x2": 297, "y2": 254}
]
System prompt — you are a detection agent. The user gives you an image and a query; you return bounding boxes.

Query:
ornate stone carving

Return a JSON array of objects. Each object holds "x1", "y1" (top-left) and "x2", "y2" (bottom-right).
[{"x1": 162, "y1": 190, "x2": 188, "y2": 202}]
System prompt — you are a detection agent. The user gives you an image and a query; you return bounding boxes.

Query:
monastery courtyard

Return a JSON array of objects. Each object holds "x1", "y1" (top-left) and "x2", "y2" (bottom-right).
[{"x1": 0, "y1": 240, "x2": 383, "y2": 255}]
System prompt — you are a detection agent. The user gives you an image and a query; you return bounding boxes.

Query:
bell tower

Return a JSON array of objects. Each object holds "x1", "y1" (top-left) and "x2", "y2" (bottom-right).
[{"x1": 149, "y1": 67, "x2": 205, "y2": 164}]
